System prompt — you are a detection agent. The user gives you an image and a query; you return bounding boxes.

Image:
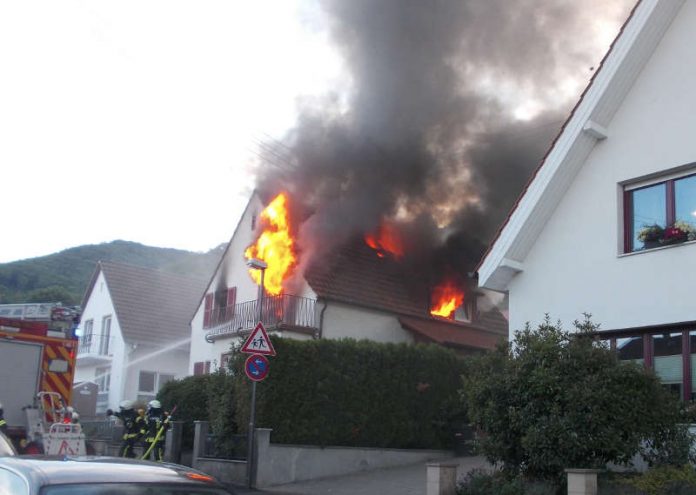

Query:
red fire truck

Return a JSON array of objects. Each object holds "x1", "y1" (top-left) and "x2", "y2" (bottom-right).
[{"x1": 0, "y1": 312, "x2": 83, "y2": 452}]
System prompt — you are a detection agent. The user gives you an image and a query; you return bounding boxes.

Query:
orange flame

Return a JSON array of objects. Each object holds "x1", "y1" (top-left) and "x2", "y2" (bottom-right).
[
  {"x1": 364, "y1": 222, "x2": 404, "y2": 259},
  {"x1": 430, "y1": 280, "x2": 465, "y2": 319},
  {"x1": 244, "y1": 193, "x2": 296, "y2": 296}
]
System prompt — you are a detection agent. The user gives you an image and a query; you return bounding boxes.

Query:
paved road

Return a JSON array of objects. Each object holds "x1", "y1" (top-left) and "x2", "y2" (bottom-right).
[{"x1": 231, "y1": 456, "x2": 489, "y2": 495}]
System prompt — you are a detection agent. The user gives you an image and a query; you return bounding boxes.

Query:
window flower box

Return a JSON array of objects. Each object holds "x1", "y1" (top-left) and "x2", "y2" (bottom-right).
[{"x1": 637, "y1": 221, "x2": 696, "y2": 250}]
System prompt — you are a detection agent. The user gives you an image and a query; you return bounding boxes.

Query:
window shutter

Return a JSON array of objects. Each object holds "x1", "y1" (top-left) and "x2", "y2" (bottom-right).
[
  {"x1": 203, "y1": 293, "x2": 213, "y2": 328},
  {"x1": 227, "y1": 287, "x2": 237, "y2": 317},
  {"x1": 204, "y1": 361, "x2": 211, "y2": 374},
  {"x1": 193, "y1": 362, "x2": 204, "y2": 376}
]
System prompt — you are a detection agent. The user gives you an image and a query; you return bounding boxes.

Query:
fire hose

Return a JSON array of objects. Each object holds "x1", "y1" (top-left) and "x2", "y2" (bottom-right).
[{"x1": 140, "y1": 405, "x2": 177, "y2": 460}]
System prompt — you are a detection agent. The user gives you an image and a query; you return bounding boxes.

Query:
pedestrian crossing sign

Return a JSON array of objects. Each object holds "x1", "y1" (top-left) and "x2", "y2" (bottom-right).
[{"x1": 241, "y1": 322, "x2": 276, "y2": 356}]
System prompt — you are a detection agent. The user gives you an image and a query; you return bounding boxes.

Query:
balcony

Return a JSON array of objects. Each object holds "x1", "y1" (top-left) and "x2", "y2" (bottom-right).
[
  {"x1": 205, "y1": 294, "x2": 317, "y2": 342},
  {"x1": 77, "y1": 333, "x2": 113, "y2": 365}
]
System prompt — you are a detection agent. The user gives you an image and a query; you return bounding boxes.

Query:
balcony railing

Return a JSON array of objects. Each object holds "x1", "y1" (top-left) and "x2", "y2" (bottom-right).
[
  {"x1": 205, "y1": 294, "x2": 317, "y2": 341},
  {"x1": 78, "y1": 333, "x2": 113, "y2": 357}
]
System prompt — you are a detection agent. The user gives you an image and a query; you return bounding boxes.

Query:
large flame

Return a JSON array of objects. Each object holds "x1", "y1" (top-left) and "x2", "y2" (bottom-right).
[
  {"x1": 244, "y1": 192, "x2": 296, "y2": 296},
  {"x1": 430, "y1": 279, "x2": 465, "y2": 319},
  {"x1": 364, "y1": 222, "x2": 404, "y2": 259}
]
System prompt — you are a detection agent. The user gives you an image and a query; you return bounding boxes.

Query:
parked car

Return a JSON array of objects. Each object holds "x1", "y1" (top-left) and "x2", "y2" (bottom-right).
[{"x1": 0, "y1": 456, "x2": 236, "y2": 494}]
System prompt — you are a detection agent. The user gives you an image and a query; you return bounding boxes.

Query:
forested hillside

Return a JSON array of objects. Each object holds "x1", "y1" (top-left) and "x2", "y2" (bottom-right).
[{"x1": 0, "y1": 240, "x2": 224, "y2": 305}]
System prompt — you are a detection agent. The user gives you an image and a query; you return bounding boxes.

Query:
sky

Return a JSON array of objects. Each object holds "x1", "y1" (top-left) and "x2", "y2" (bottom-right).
[{"x1": 0, "y1": 0, "x2": 631, "y2": 264}]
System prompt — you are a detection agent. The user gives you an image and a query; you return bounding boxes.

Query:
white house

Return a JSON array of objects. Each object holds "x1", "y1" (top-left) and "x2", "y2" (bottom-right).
[
  {"x1": 74, "y1": 261, "x2": 207, "y2": 413},
  {"x1": 478, "y1": 0, "x2": 696, "y2": 398},
  {"x1": 189, "y1": 192, "x2": 508, "y2": 374}
]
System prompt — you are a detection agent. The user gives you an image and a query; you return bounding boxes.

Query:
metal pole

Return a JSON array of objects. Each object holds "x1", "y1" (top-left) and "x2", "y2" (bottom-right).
[{"x1": 246, "y1": 268, "x2": 265, "y2": 489}]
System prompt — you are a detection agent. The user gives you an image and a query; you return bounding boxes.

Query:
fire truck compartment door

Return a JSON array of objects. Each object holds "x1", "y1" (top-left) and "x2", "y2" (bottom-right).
[{"x1": 0, "y1": 339, "x2": 42, "y2": 427}]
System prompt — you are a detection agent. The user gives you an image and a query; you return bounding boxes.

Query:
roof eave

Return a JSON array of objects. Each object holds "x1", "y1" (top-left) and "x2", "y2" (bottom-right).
[{"x1": 478, "y1": 0, "x2": 683, "y2": 291}]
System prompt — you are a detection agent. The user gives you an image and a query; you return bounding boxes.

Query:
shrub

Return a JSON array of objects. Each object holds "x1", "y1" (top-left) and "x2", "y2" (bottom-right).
[
  {"x1": 229, "y1": 337, "x2": 467, "y2": 449},
  {"x1": 206, "y1": 369, "x2": 239, "y2": 456},
  {"x1": 157, "y1": 373, "x2": 222, "y2": 449},
  {"x1": 457, "y1": 469, "x2": 557, "y2": 495},
  {"x1": 619, "y1": 465, "x2": 696, "y2": 495},
  {"x1": 643, "y1": 423, "x2": 696, "y2": 468},
  {"x1": 461, "y1": 315, "x2": 684, "y2": 482}
]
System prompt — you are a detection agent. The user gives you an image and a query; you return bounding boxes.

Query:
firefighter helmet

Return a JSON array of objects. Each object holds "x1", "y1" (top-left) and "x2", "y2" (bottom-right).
[
  {"x1": 148, "y1": 400, "x2": 161, "y2": 409},
  {"x1": 119, "y1": 400, "x2": 134, "y2": 410}
]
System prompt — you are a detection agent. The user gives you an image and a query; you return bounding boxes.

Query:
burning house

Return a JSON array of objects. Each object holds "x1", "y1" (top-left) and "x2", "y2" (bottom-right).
[
  {"x1": 188, "y1": 191, "x2": 507, "y2": 374},
  {"x1": 187, "y1": 0, "x2": 625, "y2": 370}
]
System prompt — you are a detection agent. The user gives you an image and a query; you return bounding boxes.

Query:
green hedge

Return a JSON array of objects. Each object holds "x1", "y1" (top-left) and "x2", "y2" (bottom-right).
[
  {"x1": 157, "y1": 373, "x2": 231, "y2": 449},
  {"x1": 229, "y1": 337, "x2": 467, "y2": 449}
]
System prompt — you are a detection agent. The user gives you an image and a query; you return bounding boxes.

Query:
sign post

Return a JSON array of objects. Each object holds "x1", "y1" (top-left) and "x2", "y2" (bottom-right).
[{"x1": 241, "y1": 317, "x2": 276, "y2": 488}]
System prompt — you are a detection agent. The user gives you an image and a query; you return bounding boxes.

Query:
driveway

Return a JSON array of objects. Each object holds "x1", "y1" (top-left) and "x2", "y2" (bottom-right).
[{"x1": 233, "y1": 456, "x2": 489, "y2": 495}]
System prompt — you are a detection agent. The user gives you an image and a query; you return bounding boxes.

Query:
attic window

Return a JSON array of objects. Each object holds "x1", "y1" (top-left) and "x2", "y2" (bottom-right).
[
  {"x1": 624, "y1": 172, "x2": 696, "y2": 252},
  {"x1": 251, "y1": 212, "x2": 257, "y2": 231}
]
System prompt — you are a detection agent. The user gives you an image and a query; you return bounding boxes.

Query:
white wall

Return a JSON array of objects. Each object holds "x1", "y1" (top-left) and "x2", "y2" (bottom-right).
[
  {"x1": 508, "y1": 1, "x2": 696, "y2": 333},
  {"x1": 322, "y1": 301, "x2": 414, "y2": 344},
  {"x1": 73, "y1": 270, "x2": 128, "y2": 412},
  {"x1": 122, "y1": 345, "x2": 190, "y2": 403},
  {"x1": 189, "y1": 194, "x2": 265, "y2": 373}
]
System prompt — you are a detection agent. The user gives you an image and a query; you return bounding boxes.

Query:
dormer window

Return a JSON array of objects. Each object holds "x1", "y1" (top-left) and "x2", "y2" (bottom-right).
[{"x1": 624, "y1": 171, "x2": 696, "y2": 252}]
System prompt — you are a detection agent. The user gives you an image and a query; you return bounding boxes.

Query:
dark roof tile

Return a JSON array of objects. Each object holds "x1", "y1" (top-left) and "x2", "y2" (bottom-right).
[{"x1": 95, "y1": 261, "x2": 208, "y2": 345}]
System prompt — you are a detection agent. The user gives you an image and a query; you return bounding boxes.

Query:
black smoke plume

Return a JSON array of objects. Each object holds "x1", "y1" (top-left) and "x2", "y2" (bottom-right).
[{"x1": 254, "y1": 0, "x2": 633, "y2": 285}]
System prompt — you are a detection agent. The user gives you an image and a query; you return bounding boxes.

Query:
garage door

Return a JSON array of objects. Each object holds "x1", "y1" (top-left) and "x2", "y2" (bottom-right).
[{"x1": 0, "y1": 340, "x2": 42, "y2": 427}]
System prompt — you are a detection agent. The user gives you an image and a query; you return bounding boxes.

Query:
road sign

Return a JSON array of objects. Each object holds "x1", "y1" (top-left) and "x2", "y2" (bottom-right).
[
  {"x1": 244, "y1": 354, "x2": 270, "y2": 382},
  {"x1": 241, "y1": 322, "x2": 276, "y2": 356}
]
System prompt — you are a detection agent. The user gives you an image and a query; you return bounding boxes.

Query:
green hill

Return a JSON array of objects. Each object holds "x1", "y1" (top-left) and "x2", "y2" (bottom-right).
[{"x1": 0, "y1": 240, "x2": 224, "y2": 305}]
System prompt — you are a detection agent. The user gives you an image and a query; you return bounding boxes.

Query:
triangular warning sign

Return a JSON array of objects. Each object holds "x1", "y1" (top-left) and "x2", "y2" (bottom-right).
[
  {"x1": 240, "y1": 322, "x2": 276, "y2": 356},
  {"x1": 58, "y1": 440, "x2": 75, "y2": 455}
]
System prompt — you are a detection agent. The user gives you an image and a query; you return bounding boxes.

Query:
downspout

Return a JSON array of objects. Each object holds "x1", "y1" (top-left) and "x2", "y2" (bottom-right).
[{"x1": 316, "y1": 298, "x2": 328, "y2": 340}]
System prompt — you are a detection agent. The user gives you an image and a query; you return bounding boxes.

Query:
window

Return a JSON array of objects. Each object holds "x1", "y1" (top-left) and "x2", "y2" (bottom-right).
[
  {"x1": 617, "y1": 336, "x2": 644, "y2": 365},
  {"x1": 203, "y1": 287, "x2": 237, "y2": 328},
  {"x1": 138, "y1": 371, "x2": 156, "y2": 394},
  {"x1": 193, "y1": 361, "x2": 212, "y2": 375},
  {"x1": 99, "y1": 315, "x2": 111, "y2": 355},
  {"x1": 138, "y1": 371, "x2": 175, "y2": 399},
  {"x1": 625, "y1": 172, "x2": 696, "y2": 252},
  {"x1": 95, "y1": 366, "x2": 110, "y2": 393},
  {"x1": 193, "y1": 361, "x2": 205, "y2": 376},
  {"x1": 653, "y1": 333, "x2": 683, "y2": 399},
  {"x1": 82, "y1": 319, "x2": 94, "y2": 344}
]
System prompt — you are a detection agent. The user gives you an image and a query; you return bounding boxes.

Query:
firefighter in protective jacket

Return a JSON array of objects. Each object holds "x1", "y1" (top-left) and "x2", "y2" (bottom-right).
[
  {"x1": 143, "y1": 400, "x2": 170, "y2": 461},
  {"x1": 107, "y1": 400, "x2": 143, "y2": 458},
  {"x1": 0, "y1": 402, "x2": 7, "y2": 434}
]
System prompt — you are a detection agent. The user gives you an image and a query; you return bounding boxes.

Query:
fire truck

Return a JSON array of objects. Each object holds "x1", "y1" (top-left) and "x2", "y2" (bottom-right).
[{"x1": 0, "y1": 303, "x2": 85, "y2": 454}]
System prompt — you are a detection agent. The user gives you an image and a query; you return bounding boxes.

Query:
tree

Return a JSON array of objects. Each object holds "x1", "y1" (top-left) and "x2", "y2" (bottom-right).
[{"x1": 461, "y1": 315, "x2": 684, "y2": 481}]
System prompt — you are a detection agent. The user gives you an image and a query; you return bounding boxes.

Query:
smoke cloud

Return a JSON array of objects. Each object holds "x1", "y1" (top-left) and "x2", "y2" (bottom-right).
[{"x1": 254, "y1": 0, "x2": 633, "y2": 283}]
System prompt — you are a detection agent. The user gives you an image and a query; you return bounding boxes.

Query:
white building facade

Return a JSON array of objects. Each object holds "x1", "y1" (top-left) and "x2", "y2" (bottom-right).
[
  {"x1": 478, "y1": 0, "x2": 696, "y2": 398},
  {"x1": 75, "y1": 262, "x2": 205, "y2": 414}
]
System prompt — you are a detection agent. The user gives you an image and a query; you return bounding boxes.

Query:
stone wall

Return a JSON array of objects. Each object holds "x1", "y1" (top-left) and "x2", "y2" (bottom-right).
[{"x1": 192, "y1": 422, "x2": 451, "y2": 488}]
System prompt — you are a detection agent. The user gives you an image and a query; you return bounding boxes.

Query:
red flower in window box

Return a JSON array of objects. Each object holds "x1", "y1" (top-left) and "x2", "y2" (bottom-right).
[{"x1": 661, "y1": 226, "x2": 688, "y2": 245}]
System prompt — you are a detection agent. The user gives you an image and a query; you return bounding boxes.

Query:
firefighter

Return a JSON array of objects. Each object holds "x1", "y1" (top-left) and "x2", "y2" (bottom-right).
[
  {"x1": 0, "y1": 402, "x2": 7, "y2": 434},
  {"x1": 143, "y1": 400, "x2": 170, "y2": 461},
  {"x1": 107, "y1": 400, "x2": 142, "y2": 458}
]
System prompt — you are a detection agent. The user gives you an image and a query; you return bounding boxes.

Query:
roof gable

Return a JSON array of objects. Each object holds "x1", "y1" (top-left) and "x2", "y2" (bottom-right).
[
  {"x1": 477, "y1": 0, "x2": 684, "y2": 291},
  {"x1": 92, "y1": 261, "x2": 208, "y2": 345}
]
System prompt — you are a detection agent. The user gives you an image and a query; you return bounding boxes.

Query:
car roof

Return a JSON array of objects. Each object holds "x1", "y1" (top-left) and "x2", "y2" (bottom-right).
[{"x1": 0, "y1": 456, "x2": 226, "y2": 488}]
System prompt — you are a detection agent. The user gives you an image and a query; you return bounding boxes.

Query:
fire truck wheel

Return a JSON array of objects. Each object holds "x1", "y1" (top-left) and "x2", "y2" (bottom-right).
[{"x1": 23, "y1": 442, "x2": 43, "y2": 455}]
